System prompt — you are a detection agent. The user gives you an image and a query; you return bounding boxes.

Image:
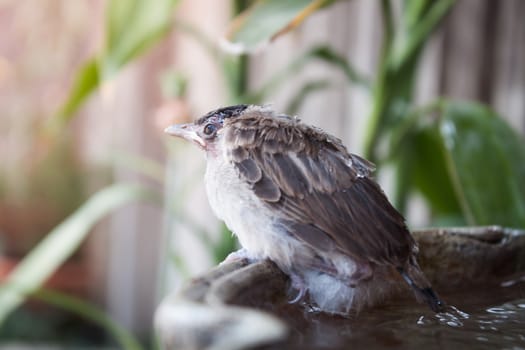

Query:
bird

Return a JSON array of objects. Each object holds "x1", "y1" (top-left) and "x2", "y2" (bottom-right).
[{"x1": 165, "y1": 104, "x2": 445, "y2": 314}]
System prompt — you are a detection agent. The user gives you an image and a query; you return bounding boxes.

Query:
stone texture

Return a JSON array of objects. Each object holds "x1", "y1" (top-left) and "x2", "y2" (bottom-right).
[{"x1": 155, "y1": 226, "x2": 525, "y2": 350}]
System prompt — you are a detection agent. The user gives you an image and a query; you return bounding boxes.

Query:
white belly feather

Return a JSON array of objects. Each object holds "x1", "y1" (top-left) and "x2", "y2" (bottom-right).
[
  {"x1": 204, "y1": 154, "x2": 308, "y2": 268},
  {"x1": 204, "y1": 153, "x2": 392, "y2": 313}
]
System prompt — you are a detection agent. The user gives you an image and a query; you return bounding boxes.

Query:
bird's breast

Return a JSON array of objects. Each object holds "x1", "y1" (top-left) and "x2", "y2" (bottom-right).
[{"x1": 204, "y1": 156, "x2": 310, "y2": 266}]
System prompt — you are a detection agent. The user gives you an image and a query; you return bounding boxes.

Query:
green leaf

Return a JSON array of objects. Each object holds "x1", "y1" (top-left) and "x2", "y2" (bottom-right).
[
  {"x1": 212, "y1": 224, "x2": 238, "y2": 264},
  {"x1": 107, "y1": 0, "x2": 139, "y2": 51},
  {"x1": 306, "y1": 46, "x2": 370, "y2": 88},
  {"x1": 439, "y1": 101, "x2": 525, "y2": 227},
  {"x1": 364, "y1": 0, "x2": 455, "y2": 163},
  {"x1": 0, "y1": 183, "x2": 158, "y2": 325},
  {"x1": 32, "y1": 288, "x2": 143, "y2": 350},
  {"x1": 391, "y1": 0, "x2": 455, "y2": 70},
  {"x1": 402, "y1": 0, "x2": 432, "y2": 31},
  {"x1": 103, "y1": 0, "x2": 180, "y2": 76},
  {"x1": 51, "y1": 59, "x2": 100, "y2": 133},
  {"x1": 52, "y1": 0, "x2": 180, "y2": 131},
  {"x1": 223, "y1": 0, "x2": 335, "y2": 54},
  {"x1": 412, "y1": 125, "x2": 462, "y2": 216}
]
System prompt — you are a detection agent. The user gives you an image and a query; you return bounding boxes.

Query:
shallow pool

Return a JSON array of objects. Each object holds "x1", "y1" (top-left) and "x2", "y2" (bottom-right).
[{"x1": 267, "y1": 273, "x2": 525, "y2": 349}]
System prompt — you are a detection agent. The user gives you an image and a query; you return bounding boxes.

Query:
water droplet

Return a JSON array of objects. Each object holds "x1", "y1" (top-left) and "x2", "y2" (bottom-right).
[
  {"x1": 436, "y1": 312, "x2": 464, "y2": 327},
  {"x1": 487, "y1": 307, "x2": 516, "y2": 315},
  {"x1": 478, "y1": 320, "x2": 493, "y2": 324},
  {"x1": 501, "y1": 279, "x2": 517, "y2": 288},
  {"x1": 416, "y1": 316, "x2": 426, "y2": 325},
  {"x1": 448, "y1": 306, "x2": 470, "y2": 319}
]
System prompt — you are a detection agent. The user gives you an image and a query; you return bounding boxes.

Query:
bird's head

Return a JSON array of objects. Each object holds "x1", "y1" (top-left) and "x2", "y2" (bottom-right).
[{"x1": 164, "y1": 104, "x2": 249, "y2": 153}]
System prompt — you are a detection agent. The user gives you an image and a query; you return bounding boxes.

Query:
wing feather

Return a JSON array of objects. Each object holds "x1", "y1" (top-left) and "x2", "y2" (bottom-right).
[
  {"x1": 252, "y1": 174, "x2": 280, "y2": 202},
  {"x1": 236, "y1": 158, "x2": 262, "y2": 183},
  {"x1": 224, "y1": 113, "x2": 414, "y2": 266}
]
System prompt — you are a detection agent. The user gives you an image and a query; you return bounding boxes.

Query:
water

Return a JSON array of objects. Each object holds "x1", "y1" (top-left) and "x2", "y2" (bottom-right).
[{"x1": 266, "y1": 274, "x2": 525, "y2": 349}]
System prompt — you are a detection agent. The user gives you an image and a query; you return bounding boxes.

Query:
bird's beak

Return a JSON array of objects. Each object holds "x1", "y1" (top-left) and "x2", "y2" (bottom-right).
[{"x1": 164, "y1": 123, "x2": 206, "y2": 149}]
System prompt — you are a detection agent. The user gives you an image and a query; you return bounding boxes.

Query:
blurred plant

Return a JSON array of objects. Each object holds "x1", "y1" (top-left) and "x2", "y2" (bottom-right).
[
  {"x1": 0, "y1": 184, "x2": 158, "y2": 348},
  {"x1": 223, "y1": 0, "x2": 337, "y2": 53},
  {"x1": 50, "y1": 0, "x2": 181, "y2": 133},
  {"x1": 0, "y1": 136, "x2": 87, "y2": 256},
  {"x1": 224, "y1": 0, "x2": 525, "y2": 228},
  {"x1": 3, "y1": 0, "x2": 525, "y2": 347},
  {"x1": 162, "y1": 3, "x2": 378, "y2": 272},
  {"x1": 1, "y1": 0, "x2": 180, "y2": 346}
]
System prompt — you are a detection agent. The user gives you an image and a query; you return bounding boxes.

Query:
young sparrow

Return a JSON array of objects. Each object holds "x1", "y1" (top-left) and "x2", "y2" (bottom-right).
[{"x1": 165, "y1": 105, "x2": 444, "y2": 314}]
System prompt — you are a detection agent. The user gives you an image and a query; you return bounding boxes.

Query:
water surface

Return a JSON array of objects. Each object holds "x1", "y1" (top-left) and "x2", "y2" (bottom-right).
[{"x1": 266, "y1": 274, "x2": 525, "y2": 349}]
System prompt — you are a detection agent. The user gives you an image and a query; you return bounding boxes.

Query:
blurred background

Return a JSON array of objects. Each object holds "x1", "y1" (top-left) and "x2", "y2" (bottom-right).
[{"x1": 0, "y1": 0, "x2": 524, "y2": 348}]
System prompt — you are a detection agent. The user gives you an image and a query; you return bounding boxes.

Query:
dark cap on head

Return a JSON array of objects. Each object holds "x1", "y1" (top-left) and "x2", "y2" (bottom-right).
[{"x1": 197, "y1": 104, "x2": 250, "y2": 125}]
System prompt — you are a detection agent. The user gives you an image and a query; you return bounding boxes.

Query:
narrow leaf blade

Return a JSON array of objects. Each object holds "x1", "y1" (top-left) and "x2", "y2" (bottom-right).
[
  {"x1": 51, "y1": 58, "x2": 100, "y2": 132},
  {"x1": 0, "y1": 184, "x2": 157, "y2": 324},
  {"x1": 33, "y1": 289, "x2": 143, "y2": 350},
  {"x1": 104, "y1": 0, "x2": 180, "y2": 76},
  {"x1": 51, "y1": 0, "x2": 180, "y2": 128},
  {"x1": 245, "y1": 45, "x2": 368, "y2": 103}
]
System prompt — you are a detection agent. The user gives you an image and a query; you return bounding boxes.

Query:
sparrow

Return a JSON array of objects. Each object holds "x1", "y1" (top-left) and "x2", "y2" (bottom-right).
[{"x1": 165, "y1": 105, "x2": 445, "y2": 314}]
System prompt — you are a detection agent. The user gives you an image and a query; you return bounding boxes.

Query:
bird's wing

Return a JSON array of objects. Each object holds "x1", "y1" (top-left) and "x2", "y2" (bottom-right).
[{"x1": 223, "y1": 117, "x2": 414, "y2": 266}]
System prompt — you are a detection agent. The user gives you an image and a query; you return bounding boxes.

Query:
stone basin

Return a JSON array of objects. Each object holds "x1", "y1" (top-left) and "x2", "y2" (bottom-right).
[{"x1": 155, "y1": 226, "x2": 525, "y2": 350}]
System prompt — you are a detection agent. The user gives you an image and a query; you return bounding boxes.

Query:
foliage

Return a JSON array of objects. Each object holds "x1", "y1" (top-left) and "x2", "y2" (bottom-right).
[
  {"x1": 50, "y1": 0, "x2": 180, "y2": 133},
  {"x1": 6, "y1": 0, "x2": 525, "y2": 346},
  {"x1": 242, "y1": 45, "x2": 370, "y2": 104},
  {"x1": 409, "y1": 101, "x2": 525, "y2": 227},
  {"x1": 0, "y1": 136, "x2": 88, "y2": 255},
  {"x1": 4, "y1": 0, "x2": 190, "y2": 345},
  {"x1": 0, "y1": 184, "x2": 158, "y2": 344},
  {"x1": 224, "y1": 0, "x2": 336, "y2": 53},
  {"x1": 23, "y1": 289, "x2": 143, "y2": 350},
  {"x1": 225, "y1": 0, "x2": 525, "y2": 228}
]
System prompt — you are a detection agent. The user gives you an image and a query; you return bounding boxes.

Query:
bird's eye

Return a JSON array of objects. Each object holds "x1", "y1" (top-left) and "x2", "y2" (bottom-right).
[{"x1": 203, "y1": 123, "x2": 217, "y2": 136}]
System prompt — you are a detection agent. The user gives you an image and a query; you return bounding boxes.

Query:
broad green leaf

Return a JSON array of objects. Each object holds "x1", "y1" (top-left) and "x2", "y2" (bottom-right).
[
  {"x1": 439, "y1": 101, "x2": 525, "y2": 227},
  {"x1": 223, "y1": 0, "x2": 336, "y2": 54},
  {"x1": 0, "y1": 183, "x2": 158, "y2": 324},
  {"x1": 412, "y1": 125, "x2": 462, "y2": 217}
]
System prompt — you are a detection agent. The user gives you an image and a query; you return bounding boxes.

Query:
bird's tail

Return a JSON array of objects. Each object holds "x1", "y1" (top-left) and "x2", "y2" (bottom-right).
[{"x1": 397, "y1": 258, "x2": 445, "y2": 313}]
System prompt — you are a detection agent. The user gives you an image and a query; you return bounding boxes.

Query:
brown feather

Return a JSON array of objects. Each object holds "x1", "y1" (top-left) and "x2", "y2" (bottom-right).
[
  {"x1": 223, "y1": 109, "x2": 415, "y2": 268},
  {"x1": 252, "y1": 174, "x2": 281, "y2": 202},
  {"x1": 236, "y1": 158, "x2": 262, "y2": 183}
]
